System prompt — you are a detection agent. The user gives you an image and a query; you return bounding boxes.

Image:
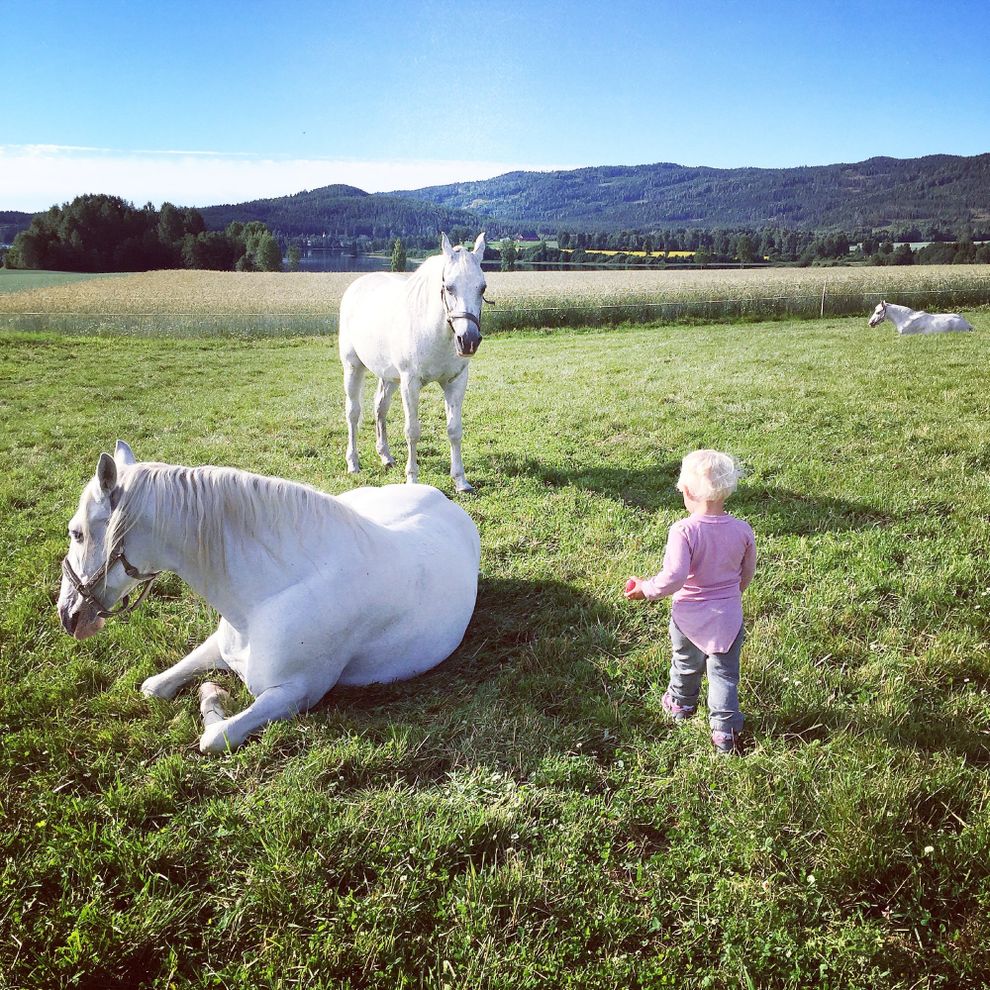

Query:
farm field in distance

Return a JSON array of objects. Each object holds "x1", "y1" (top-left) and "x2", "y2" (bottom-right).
[
  {"x1": 1, "y1": 263, "x2": 989, "y2": 335},
  {"x1": 2, "y1": 304, "x2": 990, "y2": 987}
]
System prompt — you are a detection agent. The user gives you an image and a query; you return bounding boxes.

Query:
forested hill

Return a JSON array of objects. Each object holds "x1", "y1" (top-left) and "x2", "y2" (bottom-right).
[
  {"x1": 0, "y1": 211, "x2": 33, "y2": 244},
  {"x1": 394, "y1": 154, "x2": 990, "y2": 232},
  {"x1": 197, "y1": 184, "x2": 483, "y2": 240}
]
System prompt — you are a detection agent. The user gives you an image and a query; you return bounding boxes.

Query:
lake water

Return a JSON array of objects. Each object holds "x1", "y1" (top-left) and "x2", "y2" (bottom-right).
[{"x1": 293, "y1": 251, "x2": 399, "y2": 272}]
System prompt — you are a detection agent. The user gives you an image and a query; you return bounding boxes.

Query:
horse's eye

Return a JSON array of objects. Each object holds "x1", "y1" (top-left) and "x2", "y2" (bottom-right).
[
  {"x1": 480, "y1": 284, "x2": 488, "y2": 295},
  {"x1": 70, "y1": 529, "x2": 83, "y2": 544},
  {"x1": 445, "y1": 284, "x2": 455, "y2": 294}
]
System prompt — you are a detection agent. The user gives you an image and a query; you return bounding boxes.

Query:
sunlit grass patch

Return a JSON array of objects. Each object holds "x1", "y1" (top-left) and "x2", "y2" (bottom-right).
[{"x1": 2, "y1": 314, "x2": 990, "y2": 986}]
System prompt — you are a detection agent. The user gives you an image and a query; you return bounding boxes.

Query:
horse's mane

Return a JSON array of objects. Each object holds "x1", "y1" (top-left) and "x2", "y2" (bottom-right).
[
  {"x1": 107, "y1": 462, "x2": 356, "y2": 573},
  {"x1": 406, "y1": 251, "x2": 446, "y2": 315},
  {"x1": 405, "y1": 246, "x2": 478, "y2": 314}
]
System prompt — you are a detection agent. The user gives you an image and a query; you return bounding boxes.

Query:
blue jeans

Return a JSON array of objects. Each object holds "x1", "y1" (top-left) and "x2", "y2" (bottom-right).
[{"x1": 667, "y1": 619, "x2": 744, "y2": 734}]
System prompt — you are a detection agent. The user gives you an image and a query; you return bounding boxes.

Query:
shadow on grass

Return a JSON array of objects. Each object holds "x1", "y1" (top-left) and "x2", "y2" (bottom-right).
[
  {"x1": 312, "y1": 576, "x2": 635, "y2": 780},
  {"x1": 492, "y1": 453, "x2": 894, "y2": 534}
]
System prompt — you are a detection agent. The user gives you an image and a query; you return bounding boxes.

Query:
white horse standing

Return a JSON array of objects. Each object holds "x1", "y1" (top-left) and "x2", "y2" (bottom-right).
[
  {"x1": 869, "y1": 300, "x2": 973, "y2": 335},
  {"x1": 339, "y1": 232, "x2": 488, "y2": 493},
  {"x1": 57, "y1": 441, "x2": 480, "y2": 752}
]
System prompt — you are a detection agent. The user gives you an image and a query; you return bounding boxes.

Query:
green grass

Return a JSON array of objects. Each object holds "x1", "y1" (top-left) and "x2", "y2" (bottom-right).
[
  {"x1": 3, "y1": 316, "x2": 990, "y2": 988},
  {"x1": 0, "y1": 269, "x2": 122, "y2": 294}
]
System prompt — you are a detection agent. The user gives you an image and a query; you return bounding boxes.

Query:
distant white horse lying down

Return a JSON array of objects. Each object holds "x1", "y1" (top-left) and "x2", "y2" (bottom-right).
[
  {"x1": 57, "y1": 441, "x2": 480, "y2": 752},
  {"x1": 869, "y1": 300, "x2": 973, "y2": 335}
]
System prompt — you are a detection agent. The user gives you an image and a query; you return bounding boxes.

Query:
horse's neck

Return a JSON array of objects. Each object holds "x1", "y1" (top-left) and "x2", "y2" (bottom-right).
[
  {"x1": 885, "y1": 303, "x2": 914, "y2": 328},
  {"x1": 408, "y1": 256, "x2": 445, "y2": 326},
  {"x1": 121, "y1": 466, "x2": 355, "y2": 627}
]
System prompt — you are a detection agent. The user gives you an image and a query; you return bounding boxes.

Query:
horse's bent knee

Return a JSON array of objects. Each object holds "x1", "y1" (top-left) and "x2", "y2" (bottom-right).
[{"x1": 200, "y1": 720, "x2": 234, "y2": 754}]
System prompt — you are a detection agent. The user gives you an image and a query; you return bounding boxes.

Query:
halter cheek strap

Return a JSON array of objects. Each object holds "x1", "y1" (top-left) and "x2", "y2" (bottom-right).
[
  {"x1": 440, "y1": 284, "x2": 484, "y2": 335},
  {"x1": 61, "y1": 543, "x2": 161, "y2": 621}
]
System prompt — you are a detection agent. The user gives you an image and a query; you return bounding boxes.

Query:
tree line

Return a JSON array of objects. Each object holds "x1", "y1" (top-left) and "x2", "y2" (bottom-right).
[
  {"x1": 511, "y1": 226, "x2": 990, "y2": 267},
  {"x1": 2, "y1": 195, "x2": 284, "y2": 273}
]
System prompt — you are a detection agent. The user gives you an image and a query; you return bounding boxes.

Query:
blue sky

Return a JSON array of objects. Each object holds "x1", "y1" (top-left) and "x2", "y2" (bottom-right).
[{"x1": 3, "y1": 0, "x2": 989, "y2": 210}]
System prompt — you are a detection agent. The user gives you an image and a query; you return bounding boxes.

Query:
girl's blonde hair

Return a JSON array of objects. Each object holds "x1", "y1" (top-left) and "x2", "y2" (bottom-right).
[{"x1": 676, "y1": 449, "x2": 744, "y2": 501}]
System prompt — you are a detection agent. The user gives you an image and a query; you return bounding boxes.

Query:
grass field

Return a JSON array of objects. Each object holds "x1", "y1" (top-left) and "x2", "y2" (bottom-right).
[
  {"x1": 2, "y1": 312, "x2": 990, "y2": 988},
  {"x1": 1, "y1": 264, "x2": 989, "y2": 335},
  {"x1": 0, "y1": 269, "x2": 123, "y2": 294}
]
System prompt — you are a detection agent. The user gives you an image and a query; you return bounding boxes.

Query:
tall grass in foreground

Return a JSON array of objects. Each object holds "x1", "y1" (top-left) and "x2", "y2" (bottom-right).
[
  {"x1": 1, "y1": 265, "x2": 989, "y2": 336},
  {"x1": 2, "y1": 315, "x2": 990, "y2": 987}
]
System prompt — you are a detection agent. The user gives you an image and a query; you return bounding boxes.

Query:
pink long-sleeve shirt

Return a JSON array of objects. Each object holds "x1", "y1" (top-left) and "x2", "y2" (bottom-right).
[{"x1": 641, "y1": 513, "x2": 756, "y2": 654}]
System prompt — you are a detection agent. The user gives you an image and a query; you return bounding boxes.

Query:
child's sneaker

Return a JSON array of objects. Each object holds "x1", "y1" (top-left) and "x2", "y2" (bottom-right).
[
  {"x1": 711, "y1": 730, "x2": 743, "y2": 755},
  {"x1": 661, "y1": 691, "x2": 696, "y2": 722}
]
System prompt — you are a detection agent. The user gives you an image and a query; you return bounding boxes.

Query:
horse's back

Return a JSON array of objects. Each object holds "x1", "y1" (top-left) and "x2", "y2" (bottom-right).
[{"x1": 338, "y1": 483, "x2": 479, "y2": 555}]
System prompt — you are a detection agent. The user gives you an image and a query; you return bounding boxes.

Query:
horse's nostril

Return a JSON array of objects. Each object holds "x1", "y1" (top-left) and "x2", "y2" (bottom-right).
[{"x1": 61, "y1": 606, "x2": 78, "y2": 635}]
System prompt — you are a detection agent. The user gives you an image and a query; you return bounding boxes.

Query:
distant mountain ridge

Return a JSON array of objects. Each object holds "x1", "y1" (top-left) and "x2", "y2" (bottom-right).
[
  {"x1": 196, "y1": 185, "x2": 482, "y2": 240},
  {"x1": 5, "y1": 153, "x2": 990, "y2": 245},
  {"x1": 391, "y1": 154, "x2": 990, "y2": 231}
]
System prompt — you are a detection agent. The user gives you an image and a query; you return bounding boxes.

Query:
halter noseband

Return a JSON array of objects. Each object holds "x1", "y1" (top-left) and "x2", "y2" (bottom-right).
[
  {"x1": 440, "y1": 283, "x2": 484, "y2": 336},
  {"x1": 61, "y1": 536, "x2": 160, "y2": 622}
]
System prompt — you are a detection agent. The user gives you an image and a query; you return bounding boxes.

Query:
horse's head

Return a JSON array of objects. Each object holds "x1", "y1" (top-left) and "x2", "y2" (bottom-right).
[
  {"x1": 57, "y1": 440, "x2": 157, "y2": 640},
  {"x1": 441, "y1": 232, "x2": 487, "y2": 357},
  {"x1": 868, "y1": 301, "x2": 887, "y2": 327}
]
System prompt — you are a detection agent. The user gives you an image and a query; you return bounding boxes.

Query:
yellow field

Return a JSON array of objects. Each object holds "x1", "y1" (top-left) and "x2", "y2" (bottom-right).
[{"x1": 0, "y1": 265, "x2": 988, "y2": 333}]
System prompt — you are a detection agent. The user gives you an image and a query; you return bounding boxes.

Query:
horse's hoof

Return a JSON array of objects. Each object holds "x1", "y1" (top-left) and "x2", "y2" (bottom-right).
[
  {"x1": 199, "y1": 682, "x2": 231, "y2": 723},
  {"x1": 455, "y1": 480, "x2": 476, "y2": 494},
  {"x1": 380, "y1": 457, "x2": 396, "y2": 469}
]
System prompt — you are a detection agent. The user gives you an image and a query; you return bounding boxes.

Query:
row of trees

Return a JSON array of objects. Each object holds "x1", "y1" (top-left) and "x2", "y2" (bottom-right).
[
  {"x1": 524, "y1": 227, "x2": 990, "y2": 267},
  {"x1": 3, "y1": 195, "x2": 284, "y2": 272}
]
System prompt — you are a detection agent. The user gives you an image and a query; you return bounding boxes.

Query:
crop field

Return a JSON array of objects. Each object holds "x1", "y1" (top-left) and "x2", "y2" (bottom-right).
[
  {"x1": 1, "y1": 264, "x2": 989, "y2": 336},
  {"x1": 0, "y1": 269, "x2": 122, "y2": 295},
  {"x1": 2, "y1": 304, "x2": 990, "y2": 988}
]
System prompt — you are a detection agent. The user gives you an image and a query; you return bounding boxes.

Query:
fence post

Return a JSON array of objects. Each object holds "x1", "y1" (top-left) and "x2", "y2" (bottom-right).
[{"x1": 820, "y1": 280, "x2": 827, "y2": 318}]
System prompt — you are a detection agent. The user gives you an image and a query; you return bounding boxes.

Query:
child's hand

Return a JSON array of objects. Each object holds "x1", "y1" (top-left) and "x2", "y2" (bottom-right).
[{"x1": 624, "y1": 577, "x2": 646, "y2": 600}]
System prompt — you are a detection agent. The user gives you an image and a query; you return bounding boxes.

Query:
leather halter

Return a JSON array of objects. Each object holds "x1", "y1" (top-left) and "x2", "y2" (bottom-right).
[
  {"x1": 440, "y1": 283, "x2": 483, "y2": 336},
  {"x1": 61, "y1": 533, "x2": 160, "y2": 622}
]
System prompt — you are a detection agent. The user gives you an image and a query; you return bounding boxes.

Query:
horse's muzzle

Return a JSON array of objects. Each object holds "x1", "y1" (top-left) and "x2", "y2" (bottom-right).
[
  {"x1": 58, "y1": 598, "x2": 105, "y2": 640},
  {"x1": 455, "y1": 327, "x2": 482, "y2": 357}
]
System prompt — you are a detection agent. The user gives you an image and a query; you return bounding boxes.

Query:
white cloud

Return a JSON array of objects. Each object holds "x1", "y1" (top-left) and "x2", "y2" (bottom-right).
[{"x1": 0, "y1": 145, "x2": 571, "y2": 212}]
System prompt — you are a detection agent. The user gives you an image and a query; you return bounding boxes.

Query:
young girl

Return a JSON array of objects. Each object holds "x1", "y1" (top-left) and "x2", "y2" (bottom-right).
[{"x1": 625, "y1": 450, "x2": 756, "y2": 754}]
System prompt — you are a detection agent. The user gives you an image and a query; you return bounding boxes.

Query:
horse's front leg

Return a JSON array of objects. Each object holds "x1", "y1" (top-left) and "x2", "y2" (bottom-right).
[
  {"x1": 374, "y1": 377, "x2": 398, "y2": 468},
  {"x1": 198, "y1": 682, "x2": 308, "y2": 753},
  {"x1": 141, "y1": 630, "x2": 229, "y2": 700},
  {"x1": 343, "y1": 359, "x2": 366, "y2": 474},
  {"x1": 442, "y1": 368, "x2": 474, "y2": 493},
  {"x1": 399, "y1": 374, "x2": 422, "y2": 485}
]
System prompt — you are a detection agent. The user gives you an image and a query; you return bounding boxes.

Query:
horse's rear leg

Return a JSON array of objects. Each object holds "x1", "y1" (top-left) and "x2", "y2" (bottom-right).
[
  {"x1": 374, "y1": 378, "x2": 398, "y2": 468},
  {"x1": 343, "y1": 359, "x2": 366, "y2": 474},
  {"x1": 442, "y1": 368, "x2": 474, "y2": 493}
]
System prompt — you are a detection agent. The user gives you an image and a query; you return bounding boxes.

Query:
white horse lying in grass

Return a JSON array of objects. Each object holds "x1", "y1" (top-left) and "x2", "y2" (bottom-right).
[
  {"x1": 57, "y1": 441, "x2": 480, "y2": 753},
  {"x1": 339, "y1": 232, "x2": 488, "y2": 493},
  {"x1": 868, "y1": 300, "x2": 973, "y2": 335}
]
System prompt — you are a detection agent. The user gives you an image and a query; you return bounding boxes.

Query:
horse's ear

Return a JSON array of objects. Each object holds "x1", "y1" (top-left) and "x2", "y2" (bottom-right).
[
  {"x1": 472, "y1": 232, "x2": 486, "y2": 260},
  {"x1": 115, "y1": 440, "x2": 136, "y2": 466},
  {"x1": 96, "y1": 452, "x2": 117, "y2": 498},
  {"x1": 441, "y1": 232, "x2": 455, "y2": 261}
]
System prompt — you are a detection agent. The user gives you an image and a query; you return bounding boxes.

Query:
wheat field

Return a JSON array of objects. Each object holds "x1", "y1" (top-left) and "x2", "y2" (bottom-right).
[{"x1": 1, "y1": 265, "x2": 989, "y2": 335}]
